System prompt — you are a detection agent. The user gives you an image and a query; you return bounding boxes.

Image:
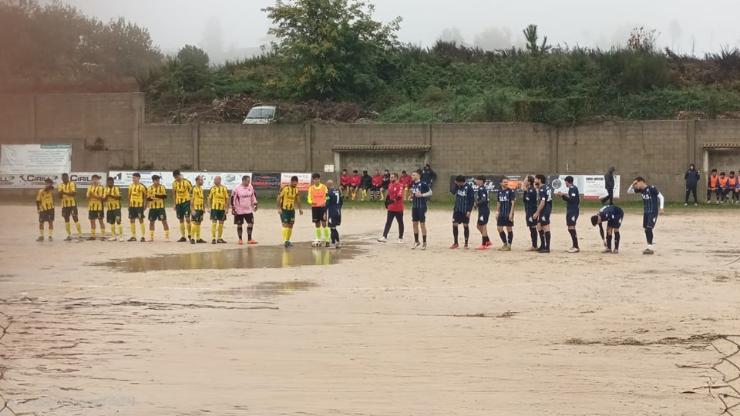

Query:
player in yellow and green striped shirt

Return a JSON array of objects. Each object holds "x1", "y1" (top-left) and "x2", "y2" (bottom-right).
[
  {"x1": 104, "y1": 176, "x2": 123, "y2": 241},
  {"x1": 172, "y1": 169, "x2": 193, "y2": 242},
  {"x1": 86, "y1": 174, "x2": 106, "y2": 240},
  {"x1": 58, "y1": 173, "x2": 82, "y2": 241},
  {"x1": 190, "y1": 175, "x2": 207, "y2": 244},
  {"x1": 36, "y1": 178, "x2": 55, "y2": 242},
  {"x1": 277, "y1": 176, "x2": 303, "y2": 248},
  {"x1": 208, "y1": 175, "x2": 229, "y2": 244},
  {"x1": 147, "y1": 174, "x2": 170, "y2": 241},
  {"x1": 127, "y1": 172, "x2": 148, "y2": 242}
]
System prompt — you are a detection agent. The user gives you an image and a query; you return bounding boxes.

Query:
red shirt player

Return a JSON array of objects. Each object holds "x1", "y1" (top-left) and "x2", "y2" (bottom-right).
[
  {"x1": 378, "y1": 173, "x2": 405, "y2": 242},
  {"x1": 399, "y1": 170, "x2": 413, "y2": 199},
  {"x1": 349, "y1": 170, "x2": 361, "y2": 200},
  {"x1": 371, "y1": 171, "x2": 384, "y2": 200},
  {"x1": 339, "y1": 169, "x2": 351, "y2": 194}
]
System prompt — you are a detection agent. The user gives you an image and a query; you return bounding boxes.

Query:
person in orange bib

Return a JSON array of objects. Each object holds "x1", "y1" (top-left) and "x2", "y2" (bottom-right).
[
  {"x1": 718, "y1": 172, "x2": 729, "y2": 203},
  {"x1": 725, "y1": 170, "x2": 738, "y2": 204},
  {"x1": 707, "y1": 169, "x2": 720, "y2": 204},
  {"x1": 307, "y1": 173, "x2": 329, "y2": 247}
]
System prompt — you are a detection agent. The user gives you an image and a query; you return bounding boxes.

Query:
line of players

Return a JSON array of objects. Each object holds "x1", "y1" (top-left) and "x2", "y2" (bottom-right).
[
  {"x1": 377, "y1": 172, "x2": 665, "y2": 255},
  {"x1": 705, "y1": 169, "x2": 740, "y2": 204},
  {"x1": 35, "y1": 169, "x2": 665, "y2": 255},
  {"x1": 338, "y1": 166, "x2": 437, "y2": 202}
]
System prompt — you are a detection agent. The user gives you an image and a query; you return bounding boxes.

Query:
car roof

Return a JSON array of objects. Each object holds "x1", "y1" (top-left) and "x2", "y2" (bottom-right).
[{"x1": 250, "y1": 106, "x2": 276, "y2": 110}]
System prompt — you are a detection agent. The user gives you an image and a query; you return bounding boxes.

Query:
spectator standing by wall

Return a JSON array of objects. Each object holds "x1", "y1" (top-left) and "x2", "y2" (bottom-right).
[
  {"x1": 421, "y1": 164, "x2": 437, "y2": 187},
  {"x1": 601, "y1": 167, "x2": 616, "y2": 205},
  {"x1": 684, "y1": 164, "x2": 700, "y2": 206}
]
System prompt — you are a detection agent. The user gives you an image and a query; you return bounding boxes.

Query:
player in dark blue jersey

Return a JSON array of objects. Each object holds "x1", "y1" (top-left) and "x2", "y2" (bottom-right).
[
  {"x1": 556, "y1": 176, "x2": 581, "y2": 253},
  {"x1": 628, "y1": 177, "x2": 665, "y2": 255},
  {"x1": 410, "y1": 169, "x2": 433, "y2": 250},
  {"x1": 591, "y1": 204, "x2": 624, "y2": 254},
  {"x1": 533, "y1": 174, "x2": 553, "y2": 253},
  {"x1": 521, "y1": 175, "x2": 539, "y2": 251},
  {"x1": 325, "y1": 180, "x2": 343, "y2": 249},
  {"x1": 450, "y1": 175, "x2": 475, "y2": 249},
  {"x1": 495, "y1": 177, "x2": 516, "y2": 251},
  {"x1": 474, "y1": 176, "x2": 492, "y2": 250}
]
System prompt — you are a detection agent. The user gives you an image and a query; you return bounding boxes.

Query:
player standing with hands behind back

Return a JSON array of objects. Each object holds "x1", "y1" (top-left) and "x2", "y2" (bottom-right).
[
  {"x1": 533, "y1": 174, "x2": 553, "y2": 253},
  {"x1": 495, "y1": 177, "x2": 516, "y2": 251},
  {"x1": 628, "y1": 177, "x2": 665, "y2": 255},
  {"x1": 450, "y1": 175, "x2": 475, "y2": 249},
  {"x1": 410, "y1": 169, "x2": 432, "y2": 250}
]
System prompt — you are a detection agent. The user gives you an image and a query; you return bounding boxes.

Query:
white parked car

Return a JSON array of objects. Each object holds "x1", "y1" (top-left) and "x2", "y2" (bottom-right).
[{"x1": 242, "y1": 105, "x2": 277, "y2": 125}]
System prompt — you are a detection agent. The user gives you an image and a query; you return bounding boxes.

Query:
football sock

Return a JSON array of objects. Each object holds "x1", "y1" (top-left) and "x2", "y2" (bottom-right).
[
  {"x1": 75, "y1": 222, "x2": 81, "y2": 235},
  {"x1": 614, "y1": 232, "x2": 621, "y2": 250},
  {"x1": 463, "y1": 227, "x2": 469, "y2": 244},
  {"x1": 499, "y1": 231, "x2": 507, "y2": 244},
  {"x1": 217, "y1": 223, "x2": 224, "y2": 239},
  {"x1": 212, "y1": 222, "x2": 217, "y2": 239},
  {"x1": 237, "y1": 225, "x2": 243, "y2": 240},
  {"x1": 65, "y1": 222, "x2": 71, "y2": 235},
  {"x1": 645, "y1": 229, "x2": 653, "y2": 245},
  {"x1": 247, "y1": 226, "x2": 253, "y2": 241},
  {"x1": 545, "y1": 231, "x2": 551, "y2": 249},
  {"x1": 453, "y1": 226, "x2": 459, "y2": 244},
  {"x1": 507, "y1": 231, "x2": 513, "y2": 245},
  {"x1": 529, "y1": 227, "x2": 538, "y2": 247},
  {"x1": 606, "y1": 234, "x2": 612, "y2": 250},
  {"x1": 568, "y1": 229, "x2": 578, "y2": 248},
  {"x1": 323, "y1": 227, "x2": 329, "y2": 241}
]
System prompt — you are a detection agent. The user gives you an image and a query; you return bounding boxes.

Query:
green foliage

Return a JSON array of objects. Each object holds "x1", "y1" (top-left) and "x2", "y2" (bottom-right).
[
  {"x1": 263, "y1": 0, "x2": 401, "y2": 100},
  {"x1": 0, "y1": 1, "x2": 162, "y2": 88},
  {"x1": 523, "y1": 24, "x2": 550, "y2": 56},
  {"x1": 174, "y1": 45, "x2": 211, "y2": 93}
]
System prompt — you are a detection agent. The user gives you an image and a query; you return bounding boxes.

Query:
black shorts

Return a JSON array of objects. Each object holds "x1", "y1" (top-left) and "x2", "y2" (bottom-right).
[
  {"x1": 412, "y1": 207, "x2": 427, "y2": 223},
  {"x1": 311, "y1": 207, "x2": 327, "y2": 223},
  {"x1": 62, "y1": 206, "x2": 79, "y2": 221},
  {"x1": 496, "y1": 216, "x2": 514, "y2": 227},
  {"x1": 88, "y1": 210, "x2": 104, "y2": 221},
  {"x1": 148, "y1": 208, "x2": 167, "y2": 222},
  {"x1": 452, "y1": 211, "x2": 470, "y2": 225},
  {"x1": 477, "y1": 208, "x2": 490, "y2": 226},
  {"x1": 328, "y1": 214, "x2": 341, "y2": 227},
  {"x1": 176, "y1": 202, "x2": 191, "y2": 220},
  {"x1": 643, "y1": 213, "x2": 658, "y2": 229},
  {"x1": 192, "y1": 210, "x2": 204, "y2": 223},
  {"x1": 566, "y1": 211, "x2": 579, "y2": 226},
  {"x1": 234, "y1": 213, "x2": 254, "y2": 225},
  {"x1": 128, "y1": 207, "x2": 145, "y2": 220},
  {"x1": 38, "y1": 209, "x2": 54, "y2": 223},
  {"x1": 106, "y1": 209, "x2": 122, "y2": 224},
  {"x1": 210, "y1": 209, "x2": 226, "y2": 222}
]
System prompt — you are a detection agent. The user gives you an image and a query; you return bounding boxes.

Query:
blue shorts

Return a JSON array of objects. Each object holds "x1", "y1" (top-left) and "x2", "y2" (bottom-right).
[
  {"x1": 643, "y1": 213, "x2": 658, "y2": 229},
  {"x1": 496, "y1": 216, "x2": 513, "y2": 227},
  {"x1": 566, "y1": 211, "x2": 579, "y2": 226},
  {"x1": 525, "y1": 211, "x2": 537, "y2": 227},
  {"x1": 412, "y1": 207, "x2": 427, "y2": 223},
  {"x1": 477, "y1": 208, "x2": 490, "y2": 226},
  {"x1": 328, "y1": 214, "x2": 341, "y2": 227},
  {"x1": 539, "y1": 209, "x2": 551, "y2": 226},
  {"x1": 452, "y1": 211, "x2": 469, "y2": 225}
]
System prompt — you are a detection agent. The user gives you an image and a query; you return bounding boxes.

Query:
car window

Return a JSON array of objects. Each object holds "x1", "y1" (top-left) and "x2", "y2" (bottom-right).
[{"x1": 247, "y1": 108, "x2": 275, "y2": 119}]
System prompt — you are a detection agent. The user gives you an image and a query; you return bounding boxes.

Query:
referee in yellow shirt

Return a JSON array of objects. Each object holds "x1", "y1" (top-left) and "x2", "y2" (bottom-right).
[
  {"x1": 127, "y1": 172, "x2": 148, "y2": 242},
  {"x1": 58, "y1": 173, "x2": 82, "y2": 241},
  {"x1": 104, "y1": 176, "x2": 123, "y2": 241},
  {"x1": 86, "y1": 174, "x2": 105, "y2": 240},
  {"x1": 209, "y1": 175, "x2": 229, "y2": 244},
  {"x1": 36, "y1": 178, "x2": 55, "y2": 242},
  {"x1": 172, "y1": 170, "x2": 193, "y2": 243}
]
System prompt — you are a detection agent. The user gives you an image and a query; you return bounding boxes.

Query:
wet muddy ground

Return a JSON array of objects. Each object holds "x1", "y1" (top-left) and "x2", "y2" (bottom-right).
[{"x1": 1, "y1": 206, "x2": 739, "y2": 415}]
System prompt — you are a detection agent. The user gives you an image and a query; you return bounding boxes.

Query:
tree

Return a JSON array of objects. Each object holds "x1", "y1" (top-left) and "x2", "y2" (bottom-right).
[
  {"x1": 522, "y1": 24, "x2": 550, "y2": 56},
  {"x1": 627, "y1": 26, "x2": 658, "y2": 52},
  {"x1": 264, "y1": 0, "x2": 401, "y2": 100},
  {"x1": 174, "y1": 45, "x2": 211, "y2": 92}
]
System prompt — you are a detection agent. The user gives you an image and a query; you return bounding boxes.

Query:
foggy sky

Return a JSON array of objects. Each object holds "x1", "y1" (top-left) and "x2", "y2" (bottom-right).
[{"x1": 63, "y1": 0, "x2": 740, "y2": 63}]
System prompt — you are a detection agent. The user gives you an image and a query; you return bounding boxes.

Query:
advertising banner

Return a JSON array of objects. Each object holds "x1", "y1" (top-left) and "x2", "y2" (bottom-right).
[
  {"x1": 451, "y1": 174, "x2": 621, "y2": 199},
  {"x1": 251, "y1": 173, "x2": 282, "y2": 190},
  {"x1": 0, "y1": 172, "x2": 106, "y2": 189},
  {"x1": 108, "y1": 171, "x2": 252, "y2": 190},
  {"x1": 0, "y1": 144, "x2": 72, "y2": 173},
  {"x1": 280, "y1": 173, "x2": 312, "y2": 191}
]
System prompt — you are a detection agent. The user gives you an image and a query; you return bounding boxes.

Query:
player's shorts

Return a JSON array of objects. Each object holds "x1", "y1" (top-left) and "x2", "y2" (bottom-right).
[
  {"x1": 148, "y1": 208, "x2": 167, "y2": 222},
  {"x1": 538, "y1": 210, "x2": 551, "y2": 226},
  {"x1": 88, "y1": 210, "x2": 104, "y2": 221},
  {"x1": 106, "y1": 209, "x2": 121, "y2": 225},
  {"x1": 311, "y1": 206, "x2": 327, "y2": 223},
  {"x1": 566, "y1": 211, "x2": 579, "y2": 226},
  {"x1": 477, "y1": 208, "x2": 490, "y2": 226},
  {"x1": 175, "y1": 202, "x2": 191, "y2": 220},
  {"x1": 496, "y1": 216, "x2": 514, "y2": 227},
  {"x1": 128, "y1": 206, "x2": 145, "y2": 220},
  {"x1": 607, "y1": 216, "x2": 623, "y2": 229},
  {"x1": 328, "y1": 214, "x2": 341, "y2": 227},
  {"x1": 643, "y1": 212, "x2": 658, "y2": 229},
  {"x1": 411, "y1": 207, "x2": 427, "y2": 223},
  {"x1": 38, "y1": 209, "x2": 54, "y2": 223},
  {"x1": 525, "y1": 212, "x2": 537, "y2": 227},
  {"x1": 452, "y1": 211, "x2": 470, "y2": 225},
  {"x1": 62, "y1": 206, "x2": 78, "y2": 221},
  {"x1": 192, "y1": 209, "x2": 204, "y2": 223},
  {"x1": 210, "y1": 209, "x2": 226, "y2": 222},
  {"x1": 234, "y1": 213, "x2": 254, "y2": 225},
  {"x1": 280, "y1": 209, "x2": 295, "y2": 224}
]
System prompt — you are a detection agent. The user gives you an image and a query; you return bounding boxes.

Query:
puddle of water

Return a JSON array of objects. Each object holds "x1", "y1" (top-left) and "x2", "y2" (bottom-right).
[
  {"x1": 96, "y1": 243, "x2": 362, "y2": 273},
  {"x1": 206, "y1": 281, "x2": 319, "y2": 298}
]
